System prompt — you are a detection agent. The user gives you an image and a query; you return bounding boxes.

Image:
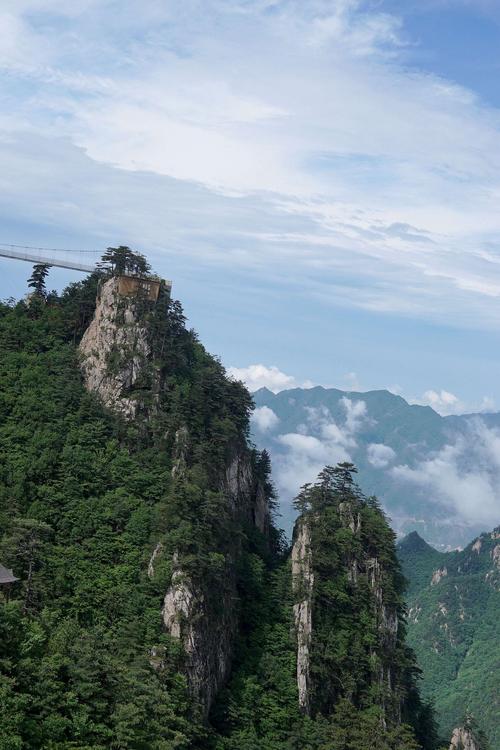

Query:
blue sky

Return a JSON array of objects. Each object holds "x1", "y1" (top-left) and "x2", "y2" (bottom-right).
[{"x1": 2, "y1": 0, "x2": 500, "y2": 414}]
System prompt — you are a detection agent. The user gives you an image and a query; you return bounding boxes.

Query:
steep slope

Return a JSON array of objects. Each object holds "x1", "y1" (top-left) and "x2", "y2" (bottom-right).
[
  {"x1": 398, "y1": 530, "x2": 500, "y2": 747},
  {"x1": 0, "y1": 261, "x2": 274, "y2": 747},
  {"x1": 0, "y1": 255, "x2": 448, "y2": 749},
  {"x1": 252, "y1": 386, "x2": 497, "y2": 549},
  {"x1": 448, "y1": 715, "x2": 492, "y2": 750},
  {"x1": 212, "y1": 464, "x2": 442, "y2": 750}
]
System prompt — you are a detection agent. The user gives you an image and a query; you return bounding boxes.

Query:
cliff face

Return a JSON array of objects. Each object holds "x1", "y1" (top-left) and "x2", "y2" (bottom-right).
[
  {"x1": 291, "y1": 518, "x2": 314, "y2": 715},
  {"x1": 159, "y1": 448, "x2": 269, "y2": 713},
  {"x1": 79, "y1": 274, "x2": 270, "y2": 715},
  {"x1": 290, "y1": 467, "x2": 416, "y2": 728},
  {"x1": 79, "y1": 276, "x2": 158, "y2": 419},
  {"x1": 449, "y1": 725, "x2": 484, "y2": 750},
  {"x1": 161, "y1": 565, "x2": 238, "y2": 713}
]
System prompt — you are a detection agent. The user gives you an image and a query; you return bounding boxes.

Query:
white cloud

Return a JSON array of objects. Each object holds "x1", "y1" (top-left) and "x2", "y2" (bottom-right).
[
  {"x1": 417, "y1": 389, "x2": 463, "y2": 416},
  {"x1": 276, "y1": 431, "x2": 350, "y2": 495},
  {"x1": 228, "y1": 364, "x2": 313, "y2": 393},
  {"x1": 391, "y1": 419, "x2": 500, "y2": 526},
  {"x1": 479, "y1": 396, "x2": 496, "y2": 413},
  {"x1": 343, "y1": 371, "x2": 362, "y2": 391},
  {"x1": 411, "y1": 389, "x2": 496, "y2": 416},
  {"x1": 252, "y1": 405, "x2": 280, "y2": 431},
  {"x1": 367, "y1": 442, "x2": 396, "y2": 469},
  {"x1": 341, "y1": 396, "x2": 369, "y2": 433},
  {"x1": 278, "y1": 432, "x2": 332, "y2": 461},
  {"x1": 274, "y1": 397, "x2": 368, "y2": 497},
  {"x1": 3, "y1": 1, "x2": 500, "y2": 327}
]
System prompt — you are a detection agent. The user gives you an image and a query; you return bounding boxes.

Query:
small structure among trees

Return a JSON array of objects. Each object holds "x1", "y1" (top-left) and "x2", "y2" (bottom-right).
[
  {"x1": 98, "y1": 246, "x2": 170, "y2": 301},
  {"x1": 0, "y1": 563, "x2": 18, "y2": 585},
  {"x1": 0, "y1": 563, "x2": 18, "y2": 601}
]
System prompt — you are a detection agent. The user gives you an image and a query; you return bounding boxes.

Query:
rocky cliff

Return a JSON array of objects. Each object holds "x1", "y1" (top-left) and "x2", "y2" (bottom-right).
[
  {"x1": 291, "y1": 518, "x2": 314, "y2": 715},
  {"x1": 79, "y1": 270, "x2": 270, "y2": 714},
  {"x1": 448, "y1": 718, "x2": 490, "y2": 750},
  {"x1": 79, "y1": 276, "x2": 158, "y2": 419},
  {"x1": 290, "y1": 464, "x2": 425, "y2": 734},
  {"x1": 158, "y1": 447, "x2": 270, "y2": 713},
  {"x1": 449, "y1": 726, "x2": 481, "y2": 750}
]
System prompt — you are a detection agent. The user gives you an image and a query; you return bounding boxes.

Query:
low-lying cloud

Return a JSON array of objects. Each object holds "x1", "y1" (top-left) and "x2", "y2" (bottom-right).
[
  {"x1": 252, "y1": 405, "x2": 280, "y2": 432},
  {"x1": 392, "y1": 419, "x2": 500, "y2": 526},
  {"x1": 274, "y1": 398, "x2": 367, "y2": 496},
  {"x1": 367, "y1": 443, "x2": 396, "y2": 468},
  {"x1": 228, "y1": 364, "x2": 313, "y2": 393}
]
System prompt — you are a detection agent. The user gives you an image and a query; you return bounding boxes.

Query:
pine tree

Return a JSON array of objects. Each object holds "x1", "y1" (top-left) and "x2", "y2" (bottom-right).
[
  {"x1": 99, "y1": 246, "x2": 151, "y2": 276},
  {"x1": 27, "y1": 263, "x2": 51, "y2": 297}
]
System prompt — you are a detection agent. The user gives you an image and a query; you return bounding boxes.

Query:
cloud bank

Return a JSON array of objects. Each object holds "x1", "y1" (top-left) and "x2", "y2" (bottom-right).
[
  {"x1": 252, "y1": 405, "x2": 280, "y2": 431},
  {"x1": 274, "y1": 398, "x2": 367, "y2": 495},
  {"x1": 392, "y1": 420, "x2": 500, "y2": 526}
]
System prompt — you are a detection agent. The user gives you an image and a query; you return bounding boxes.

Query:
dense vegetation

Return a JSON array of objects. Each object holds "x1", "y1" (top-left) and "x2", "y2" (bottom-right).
[
  {"x1": 0, "y1": 264, "x2": 272, "y2": 748},
  {"x1": 210, "y1": 465, "x2": 443, "y2": 750},
  {"x1": 398, "y1": 530, "x2": 499, "y2": 747},
  {"x1": 0, "y1": 256, "x2": 447, "y2": 748}
]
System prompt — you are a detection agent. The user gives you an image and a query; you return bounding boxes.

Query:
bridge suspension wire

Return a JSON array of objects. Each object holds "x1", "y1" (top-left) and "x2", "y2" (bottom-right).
[
  {"x1": 0, "y1": 243, "x2": 99, "y2": 273},
  {"x1": 0, "y1": 242, "x2": 100, "y2": 254}
]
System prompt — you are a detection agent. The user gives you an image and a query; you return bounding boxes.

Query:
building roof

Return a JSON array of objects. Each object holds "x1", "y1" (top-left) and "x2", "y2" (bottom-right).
[{"x1": 0, "y1": 563, "x2": 18, "y2": 585}]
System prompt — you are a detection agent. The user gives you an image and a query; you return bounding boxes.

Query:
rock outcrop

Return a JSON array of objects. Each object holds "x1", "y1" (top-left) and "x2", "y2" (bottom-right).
[
  {"x1": 449, "y1": 725, "x2": 483, "y2": 750},
  {"x1": 160, "y1": 449, "x2": 270, "y2": 714},
  {"x1": 291, "y1": 481, "x2": 407, "y2": 723},
  {"x1": 224, "y1": 449, "x2": 269, "y2": 535},
  {"x1": 79, "y1": 276, "x2": 157, "y2": 419},
  {"x1": 291, "y1": 519, "x2": 314, "y2": 715},
  {"x1": 431, "y1": 567, "x2": 448, "y2": 585},
  {"x1": 162, "y1": 563, "x2": 237, "y2": 714},
  {"x1": 79, "y1": 274, "x2": 271, "y2": 716}
]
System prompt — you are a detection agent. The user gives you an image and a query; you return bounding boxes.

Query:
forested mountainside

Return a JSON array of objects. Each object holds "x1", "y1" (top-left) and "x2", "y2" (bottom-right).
[
  {"x1": 398, "y1": 530, "x2": 500, "y2": 748},
  {"x1": 0, "y1": 252, "x2": 450, "y2": 748},
  {"x1": 252, "y1": 387, "x2": 496, "y2": 550},
  {"x1": 0, "y1": 259, "x2": 275, "y2": 748},
  {"x1": 211, "y1": 462, "x2": 443, "y2": 750}
]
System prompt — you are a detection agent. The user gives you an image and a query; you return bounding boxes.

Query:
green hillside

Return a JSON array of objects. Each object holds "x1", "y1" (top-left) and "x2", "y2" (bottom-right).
[
  {"x1": 398, "y1": 530, "x2": 500, "y2": 747},
  {"x1": 0, "y1": 269, "x2": 272, "y2": 748},
  {"x1": 0, "y1": 260, "x2": 444, "y2": 749}
]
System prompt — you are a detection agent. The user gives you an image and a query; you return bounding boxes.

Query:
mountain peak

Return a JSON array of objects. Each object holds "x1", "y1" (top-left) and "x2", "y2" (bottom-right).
[{"x1": 398, "y1": 530, "x2": 437, "y2": 555}]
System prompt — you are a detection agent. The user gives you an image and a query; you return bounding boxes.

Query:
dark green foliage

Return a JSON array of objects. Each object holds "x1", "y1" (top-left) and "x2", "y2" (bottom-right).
[
  {"x1": 0, "y1": 275, "x2": 442, "y2": 750},
  {"x1": 398, "y1": 531, "x2": 500, "y2": 747},
  {"x1": 27, "y1": 263, "x2": 51, "y2": 298},
  {"x1": 0, "y1": 278, "x2": 265, "y2": 749},
  {"x1": 210, "y1": 465, "x2": 441, "y2": 750},
  {"x1": 98, "y1": 246, "x2": 151, "y2": 277}
]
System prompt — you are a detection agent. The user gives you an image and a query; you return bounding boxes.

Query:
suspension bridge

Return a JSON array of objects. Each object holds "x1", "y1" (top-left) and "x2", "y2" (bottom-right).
[{"x1": 0, "y1": 243, "x2": 100, "y2": 273}]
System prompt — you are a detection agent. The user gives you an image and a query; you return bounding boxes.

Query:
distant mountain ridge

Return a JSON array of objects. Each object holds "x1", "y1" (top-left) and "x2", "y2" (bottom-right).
[{"x1": 252, "y1": 386, "x2": 500, "y2": 549}]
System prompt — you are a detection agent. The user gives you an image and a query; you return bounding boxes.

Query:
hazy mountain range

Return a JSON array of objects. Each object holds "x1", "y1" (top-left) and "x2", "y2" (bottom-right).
[{"x1": 252, "y1": 386, "x2": 500, "y2": 549}]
